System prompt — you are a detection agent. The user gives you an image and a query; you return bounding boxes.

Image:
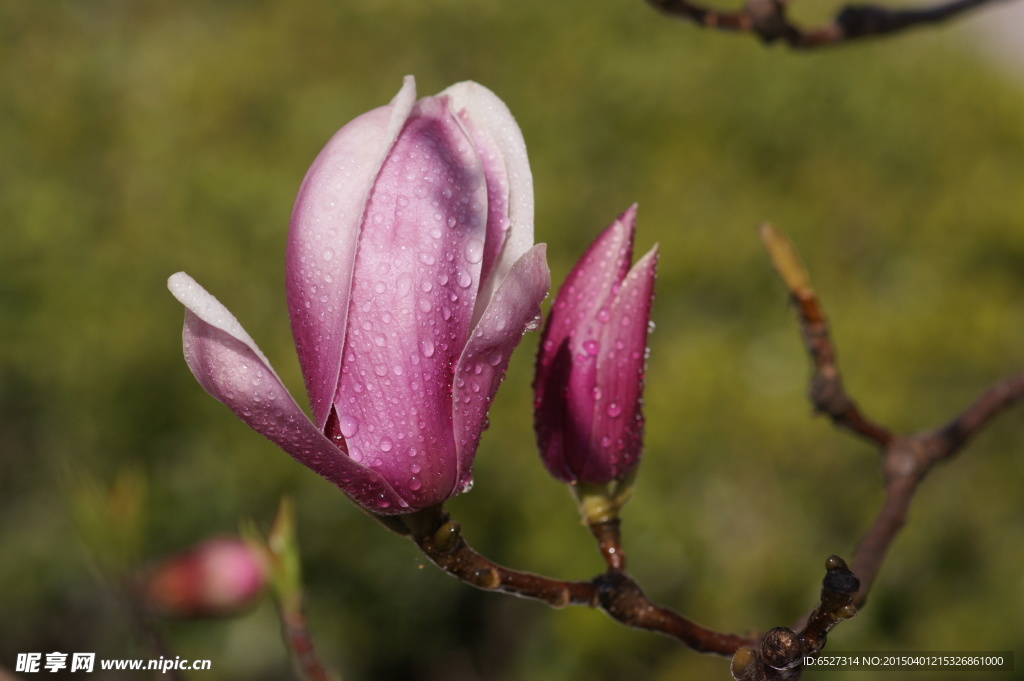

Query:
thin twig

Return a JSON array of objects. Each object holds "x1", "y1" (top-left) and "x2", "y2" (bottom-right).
[
  {"x1": 760, "y1": 223, "x2": 1024, "y2": 613},
  {"x1": 730, "y1": 556, "x2": 859, "y2": 681},
  {"x1": 588, "y1": 519, "x2": 628, "y2": 571},
  {"x1": 279, "y1": 607, "x2": 335, "y2": 681},
  {"x1": 759, "y1": 224, "x2": 891, "y2": 447},
  {"x1": 646, "y1": 0, "x2": 1009, "y2": 48},
  {"x1": 385, "y1": 506, "x2": 754, "y2": 656}
]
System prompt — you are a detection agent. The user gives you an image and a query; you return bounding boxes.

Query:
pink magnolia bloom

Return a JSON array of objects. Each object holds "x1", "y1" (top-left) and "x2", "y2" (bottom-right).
[
  {"x1": 169, "y1": 77, "x2": 549, "y2": 514},
  {"x1": 143, "y1": 537, "x2": 266, "y2": 618},
  {"x1": 533, "y1": 205, "x2": 658, "y2": 484}
]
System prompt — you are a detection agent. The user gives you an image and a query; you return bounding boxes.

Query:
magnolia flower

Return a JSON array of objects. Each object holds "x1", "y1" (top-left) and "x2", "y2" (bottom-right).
[
  {"x1": 533, "y1": 205, "x2": 658, "y2": 485},
  {"x1": 169, "y1": 77, "x2": 549, "y2": 514},
  {"x1": 143, "y1": 538, "x2": 266, "y2": 618}
]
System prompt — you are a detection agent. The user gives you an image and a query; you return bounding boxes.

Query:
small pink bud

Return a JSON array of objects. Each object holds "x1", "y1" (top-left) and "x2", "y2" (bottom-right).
[
  {"x1": 534, "y1": 205, "x2": 658, "y2": 484},
  {"x1": 143, "y1": 538, "x2": 266, "y2": 618}
]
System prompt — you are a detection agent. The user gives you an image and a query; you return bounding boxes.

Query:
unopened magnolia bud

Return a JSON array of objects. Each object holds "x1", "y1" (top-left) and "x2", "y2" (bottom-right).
[
  {"x1": 534, "y1": 206, "x2": 658, "y2": 495},
  {"x1": 144, "y1": 537, "x2": 267, "y2": 618}
]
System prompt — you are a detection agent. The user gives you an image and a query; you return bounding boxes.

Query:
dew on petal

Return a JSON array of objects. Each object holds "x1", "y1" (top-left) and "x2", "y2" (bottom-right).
[
  {"x1": 419, "y1": 339, "x2": 436, "y2": 358},
  {"x1": 339, "y1": 414, "x2": 360, "y2": 438},
  {"x1": 379, "y1": 437, "x2": 394, "y2": 452},
  {"x1": 396, "y1": 273, "x2": 413, "y2": 298},
  {"x1": 464, "y1": 238, "x2": 484, "y2": 264}
]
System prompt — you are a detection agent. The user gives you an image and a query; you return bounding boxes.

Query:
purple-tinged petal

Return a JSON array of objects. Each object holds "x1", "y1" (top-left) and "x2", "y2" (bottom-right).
[
  {"x1": 330, "y1": 94, "x2": 490, "y2": 508},
  {"x1": 452, "y1": 244, "x2": 550, "y2": 492},
  {"x1": 544, "y1": 206, "x2": 636, "y2": 364},
  {"x1": 168, "y1": 273, "x2": 410, "y2": 514},
  {"x1": 534, "y1": 207, "x2": 638, "y2": 463},
  {"x1": 287, "y1": 77, "x2": 418, "y2": 430},
  {"x1": 441, "y1": 81, "x2": 534, "y2": 321},
  {"x1": 583, "y1": 246, "x2": 658, "y2": 482}
]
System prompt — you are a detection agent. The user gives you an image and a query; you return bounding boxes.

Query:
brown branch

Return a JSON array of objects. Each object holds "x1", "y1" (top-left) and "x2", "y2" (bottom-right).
[
  {"x1": 850, "y1": 374, "x2": 1024, "y2": 605},
  {"x1": 279, "y1": 606, "x2": 335, "y2": 681},
  {"x1": 760, "y1": 223, "x2": 1024, "y2": 614},
  {"x1": 382, "y1": 506, "x2": 754, "y2": 656},
  {"x1": 645, "y1": 0, "x2": 1010, "y2": 48},
  {"x1": 588, "y1": 518, "x2": 628, "y2": 570},
  {"x1": 759, "y1": 224, "x2": 891, "y2": 447},
  {"x1": 730, "y1": 556, "x2": 859, "y2": 680},
  {"x1": 935, "y1": 371, "x2": 1024, "y2": 453}
]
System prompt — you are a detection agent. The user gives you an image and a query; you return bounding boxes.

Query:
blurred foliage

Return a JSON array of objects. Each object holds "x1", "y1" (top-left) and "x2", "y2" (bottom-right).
[{"x1": 2, "y1": 1, "x2": 1024, "y2": 680}]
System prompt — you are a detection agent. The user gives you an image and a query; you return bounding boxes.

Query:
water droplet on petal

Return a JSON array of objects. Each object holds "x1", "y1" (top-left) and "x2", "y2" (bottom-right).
[
  {"x1": 464, "y1": 238, "x2": 484, "y2": 264},
  {"x1": 396, "y1": 273, "x2": 413, "y2": 298},
  {"x1": 457, "y1": 271, "x2": 472, "y2": 288},
  {"x1": 419, "y1": 339, "x2": 435, "y2": 358},
  {"x1": 380, "y1": 437, "x2": 394, "y2": 452},
  {"x1": 339, "y1": 414, "x2": 360, "y2": 437},
  {"x1": 322, "y1": 249, "x2": 334, "y2": 262},
  {"x1": 606, "y1": 403, "x2": 623, "y2": 418},
  {"x1": 583, "y1": 340, "x2": 600, "y2": 356}
]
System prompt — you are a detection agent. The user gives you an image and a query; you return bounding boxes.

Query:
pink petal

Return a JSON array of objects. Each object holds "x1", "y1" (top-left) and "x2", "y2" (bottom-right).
[
  {"x1": 585, "y1": 245, "x2": 658, "y2": 482},
  {"x1": 533, "y1": 206, "x2": 637, "y2": 453},
  {"x1": 330, "y1": 94, "x2": 490, "y2": 508},
  {"x1": 168, "y1": 273, "x2": 410, "y2": 514},
  {"x1": 441, "y1": 82, "x2": 535, "y2": 321},
  {"x1": 452, "y1": 244, "x2": 550, "y2": 492},
  {"x1": 287, "y1": 77, "x2": 418, "y2": 430}
]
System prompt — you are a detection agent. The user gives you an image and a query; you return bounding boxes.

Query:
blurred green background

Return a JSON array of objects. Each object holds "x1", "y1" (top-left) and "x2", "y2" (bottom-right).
[{"x1": 2, "y1": 1, "x2": 1023, "y2": 679}]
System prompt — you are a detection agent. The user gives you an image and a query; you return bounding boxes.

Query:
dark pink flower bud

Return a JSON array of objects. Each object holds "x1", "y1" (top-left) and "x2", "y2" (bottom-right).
[
  {"x1": 143, "y1": 538, "x2": 266, "y2": 618},
  {"x1": 534, "y1": 205, "x2": 658, "y2": 485},
  {"x1": 169, "y1": 77, "x2": 550, "y2": 514}
]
